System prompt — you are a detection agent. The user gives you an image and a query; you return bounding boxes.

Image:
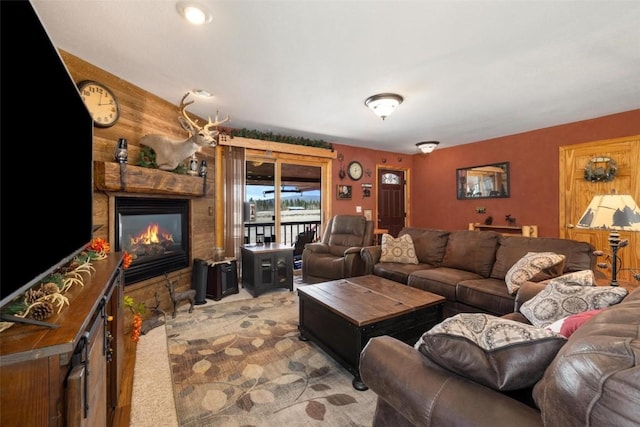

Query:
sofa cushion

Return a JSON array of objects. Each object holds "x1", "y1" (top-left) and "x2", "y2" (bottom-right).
[
  {"x1": 408, "y1": 267, "x2": 484, "y2": 302},
  {"x1": 520, "y1": 278, "x2": 628, "y2": 327},
  {"x1": 490, "y1": 236, "x2": 595, "y2": 280},
  {"x1": 533, "y1": 289, "x2": 640, "y2": 426},
  {"x1": 504, "y1": 252, "x2": 566, "y2": 295},
  {"x1": 415, "y1": 313, "x2": 566, "y2": 391},
  {"x1": 380, "y1": 233, "x2": 419, "y2": 264},
  {"x1": 441, "y1": 230, "x2": 499, "y2": 277},
  {"x1": 399, "y1": 228, "x2": 450, "y2": 266},
  {"x1": 456, "y1": 278, "x2": 517, "y2": 316},
  {"x1": 373, "y1": 262, "x2": 432, "y2": 284}
]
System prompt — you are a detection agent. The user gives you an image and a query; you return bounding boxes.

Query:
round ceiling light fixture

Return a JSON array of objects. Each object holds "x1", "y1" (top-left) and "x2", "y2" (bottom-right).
[
  {"x1": 364, "y1": 93, "x2": 404, "y2": 120},
  {"x1": 176, "y1": 1, "x2": 213, "y2": 25},
  {"x1": 416, "y1": 141, "x2": 440, "y2": 154}
]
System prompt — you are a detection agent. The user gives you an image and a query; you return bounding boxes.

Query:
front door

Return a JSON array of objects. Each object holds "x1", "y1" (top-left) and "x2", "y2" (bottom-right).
[
  {"x1": 377, "y1": 168, "x2": 406, "y2": 237},
  {"x1": 559, "y1": 135, "x2": 640, "y2": 283}
]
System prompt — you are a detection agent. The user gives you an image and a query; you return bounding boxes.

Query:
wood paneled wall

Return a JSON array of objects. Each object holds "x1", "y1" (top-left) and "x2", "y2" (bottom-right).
[{"x1": 60, "y1": 50, "x2": 216, "y2": 324}]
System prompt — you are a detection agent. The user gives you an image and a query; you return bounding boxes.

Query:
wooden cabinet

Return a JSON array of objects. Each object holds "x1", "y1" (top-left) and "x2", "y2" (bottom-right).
[
  {"x1": 0, "y1": 255, "x2": 124, "y2": 427},
  {"x1": 469, "y1": 223, "x2": 538, "y2": 237},
  {"x1": 241, "y1": 244, "x2": 294, "y2": 297}
]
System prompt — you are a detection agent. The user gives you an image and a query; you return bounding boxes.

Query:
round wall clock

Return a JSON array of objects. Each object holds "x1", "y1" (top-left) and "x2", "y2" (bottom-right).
[
  {"x1": 77, "y1": 80, "x2": 120, "y2": 128},
  {"x1": 348, "y1": 160, "x2": 363, "y2": 180}
]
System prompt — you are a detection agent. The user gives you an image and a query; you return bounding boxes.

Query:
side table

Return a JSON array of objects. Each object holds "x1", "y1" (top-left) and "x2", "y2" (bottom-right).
[{"x1": 241, "y1": 243, "x2": 294, "y2": 297}]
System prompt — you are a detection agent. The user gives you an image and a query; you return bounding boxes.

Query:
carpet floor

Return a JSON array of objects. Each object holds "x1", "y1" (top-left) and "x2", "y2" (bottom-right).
[{"x1": 130, "y1": 276, "x2": 377, "y2": 427}]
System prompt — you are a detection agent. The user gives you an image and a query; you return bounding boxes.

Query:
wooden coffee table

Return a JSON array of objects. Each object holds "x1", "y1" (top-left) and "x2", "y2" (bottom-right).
[{"x1": 297, "y1": 275, "x2": 445, "y2": 390}]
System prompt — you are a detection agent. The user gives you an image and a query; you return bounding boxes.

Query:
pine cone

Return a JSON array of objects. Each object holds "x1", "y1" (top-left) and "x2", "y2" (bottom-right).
[
  {"x1": 40, "y1": 282, "x2": 60, "y2": 295},
  {"x1": 58, "y1": 260, "x2": 80, "y2": 274},
  {"x1": 28, "y1": 302, "x2": 54, "y2": 321},
  {"x1": 24, "y1": 288, "x2": 45, "y2": 304}
]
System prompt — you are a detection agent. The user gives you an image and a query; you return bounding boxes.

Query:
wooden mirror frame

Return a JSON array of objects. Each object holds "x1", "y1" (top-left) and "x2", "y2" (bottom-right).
[{"x1": 456, "y1": 162, "x2": 510, "y2": 199}]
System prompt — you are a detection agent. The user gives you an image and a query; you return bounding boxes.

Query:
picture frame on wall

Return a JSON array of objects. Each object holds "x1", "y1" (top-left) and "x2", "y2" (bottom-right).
[
  {"x1": 363, "y1": 209, "x2": 372, "y2": 221},
  {"x1": 337, "y1": 184, "x2": 352, "y2": 199}
]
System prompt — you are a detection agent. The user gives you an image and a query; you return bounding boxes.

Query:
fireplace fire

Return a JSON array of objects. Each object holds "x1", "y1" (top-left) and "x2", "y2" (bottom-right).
[{"x1": 115, "y1": 197, "x2": 189, "y2": 284}]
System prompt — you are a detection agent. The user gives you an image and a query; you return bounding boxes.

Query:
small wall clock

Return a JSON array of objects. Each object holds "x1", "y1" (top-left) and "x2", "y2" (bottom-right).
[
  {"x1": 347, "y1": 160, "x2": 363, "y2": 181},
  {"x1": 77, "y1": 80, "x2": 120, "y2": 128}
]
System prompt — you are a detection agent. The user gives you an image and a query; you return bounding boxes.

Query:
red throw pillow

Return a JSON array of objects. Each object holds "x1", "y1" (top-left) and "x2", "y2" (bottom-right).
[{"x1": 559, "y1": 309, "x2": 604, "y2": 338}]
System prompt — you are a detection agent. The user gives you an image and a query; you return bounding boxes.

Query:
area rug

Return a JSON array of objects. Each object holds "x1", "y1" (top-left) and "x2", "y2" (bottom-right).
[{"x1": 165, "y1": 291, "x2": 377, "y2": 427}]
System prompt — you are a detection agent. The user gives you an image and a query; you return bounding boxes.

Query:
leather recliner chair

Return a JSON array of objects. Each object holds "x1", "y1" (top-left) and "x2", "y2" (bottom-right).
[{"x1": 302, "y1": 215, "x2": 374, "y2": 284}]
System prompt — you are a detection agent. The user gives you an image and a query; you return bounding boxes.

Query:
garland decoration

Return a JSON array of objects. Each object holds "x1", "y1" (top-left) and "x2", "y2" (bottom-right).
[
  {"x1": 229, "y1": 128, "x2": 333, "y2": 150},
  {"x1": 1, "y1": 239, "x2": 131, "y2": 325},
  {"x1": 584, "y1": 156, "x2": 617, "y2": 182}
]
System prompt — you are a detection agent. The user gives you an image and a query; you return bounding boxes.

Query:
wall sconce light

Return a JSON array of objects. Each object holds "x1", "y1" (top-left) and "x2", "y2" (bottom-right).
[
  {"x1": 416, "y1": 141, "x2": 440, "y2": 154},
  {"x1": 364, "y1": 93, "x2": 404, "y2": 120}
]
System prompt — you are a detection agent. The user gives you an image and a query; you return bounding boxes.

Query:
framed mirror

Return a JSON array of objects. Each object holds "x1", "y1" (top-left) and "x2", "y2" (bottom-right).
[{"x1": 457, "y1": 162, "x2": 510, "y2": 199}]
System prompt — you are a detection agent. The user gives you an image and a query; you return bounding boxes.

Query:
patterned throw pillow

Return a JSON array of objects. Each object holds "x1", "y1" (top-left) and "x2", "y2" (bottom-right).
[
  {"x1": 520, "y1": 279, "x2": 627, "y2": 327},
  {"x1": 380, "y1": 233, "x2": 419, "y2": 264},
  {"x1": 415, "y1": 313, "x2": 566, "y2": 391},
  {"x1": 542, "y1": 269, "x2": 595, "y2": 287},
  {"x1": 504, "y1": 252, "x2": 566, "y2": 295}
]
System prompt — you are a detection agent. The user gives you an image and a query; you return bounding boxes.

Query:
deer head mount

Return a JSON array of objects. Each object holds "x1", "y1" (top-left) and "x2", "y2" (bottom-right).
[{"x1": 139, "y1": 93, "x2": 229, "y2": 171}]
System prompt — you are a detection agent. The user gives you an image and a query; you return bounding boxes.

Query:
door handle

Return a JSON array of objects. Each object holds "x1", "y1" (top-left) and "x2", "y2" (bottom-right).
[{"x1": 567, "y1": 224, "x2": 575, "y2": 229}]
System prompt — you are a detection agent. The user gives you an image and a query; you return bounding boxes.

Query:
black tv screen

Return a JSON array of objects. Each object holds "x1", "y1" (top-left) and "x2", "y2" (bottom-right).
[{"x1": 0, "y1": 1, "x2": 94, "y2": 309}]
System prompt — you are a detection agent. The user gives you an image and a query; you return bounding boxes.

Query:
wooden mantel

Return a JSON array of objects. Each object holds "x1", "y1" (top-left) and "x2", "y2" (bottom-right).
[{"x1": 94, "y1": 161, "x2": 205, "y2": 196}]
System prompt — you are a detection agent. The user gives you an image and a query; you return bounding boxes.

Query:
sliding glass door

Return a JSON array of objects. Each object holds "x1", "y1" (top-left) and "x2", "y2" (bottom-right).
[{"x1": 245, "y1": 156, "x2": 322, "y2": 246}]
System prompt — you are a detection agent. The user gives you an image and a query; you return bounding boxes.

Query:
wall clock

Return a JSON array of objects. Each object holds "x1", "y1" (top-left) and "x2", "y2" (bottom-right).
[
  {"x1": 77, "y1": 80, "x2": 120, "y2": 127},
  {"x1": 348, "y1": 160, "x2": 363, "y2": 181}
]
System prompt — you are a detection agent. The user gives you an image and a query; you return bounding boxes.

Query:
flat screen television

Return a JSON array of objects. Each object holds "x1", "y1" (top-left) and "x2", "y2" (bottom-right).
[{"x1": 0, "y1": 1, "x2": 94, "y2": 317}]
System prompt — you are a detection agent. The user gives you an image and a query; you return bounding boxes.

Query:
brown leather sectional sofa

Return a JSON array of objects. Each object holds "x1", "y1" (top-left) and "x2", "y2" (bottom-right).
[
  {"x1": 359, "y1": 285, "x2": 640, "y2": 426},
  {"x1": 360, "y1": 228, "x2": 597, "y2": 318}
]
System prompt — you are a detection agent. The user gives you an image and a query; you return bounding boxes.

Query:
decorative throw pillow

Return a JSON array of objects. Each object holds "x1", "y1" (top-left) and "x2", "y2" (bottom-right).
[
  {"x1": 520, "y1": 280, "x2": 627, "y2": 327},
  {"x1": 415, "y1": 313, "x2": 566, "y2": 391},
  {"x1": 505, "y1": 252, "x2": 566, "y2": 295},
  {"x1": 544, "y1": 269, "x2": 596, "y2": 287},
  {"x1": 380, "y1": 233, "x2": 419, "y2": 264},
  {"x1": 545, "y1": 309, "x2": 604, "y2": 338}
]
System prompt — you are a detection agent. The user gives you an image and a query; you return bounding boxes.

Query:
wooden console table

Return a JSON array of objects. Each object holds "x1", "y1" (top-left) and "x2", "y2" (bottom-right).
[
  {"x1": 0, "y1": 255, "x2": 124, "y2": 427},
  {"x1": 469, "y1": 223, "x2": 538, "y2": 237}
]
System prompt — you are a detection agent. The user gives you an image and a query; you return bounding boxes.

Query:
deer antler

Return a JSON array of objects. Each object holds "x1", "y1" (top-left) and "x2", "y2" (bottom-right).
[{"x1": 179, "y1": 92, "x2": 200, "y2": 130}]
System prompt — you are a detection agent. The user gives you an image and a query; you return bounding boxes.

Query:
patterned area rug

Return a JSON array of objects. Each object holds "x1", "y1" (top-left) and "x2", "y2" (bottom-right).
[{"x1": 165, "y1": 291, "x2": 377, "y2": 426}]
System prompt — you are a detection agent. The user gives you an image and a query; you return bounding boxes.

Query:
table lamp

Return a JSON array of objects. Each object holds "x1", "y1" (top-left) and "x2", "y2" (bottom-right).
[{"x1": 577, "y1": 192, "x2": 640, "y2": 286}]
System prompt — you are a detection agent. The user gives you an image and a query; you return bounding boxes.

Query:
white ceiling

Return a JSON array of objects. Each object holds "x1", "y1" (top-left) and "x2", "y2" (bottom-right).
[{"x1": 31, "y1": 0, "x2": 640, "y2": 154}]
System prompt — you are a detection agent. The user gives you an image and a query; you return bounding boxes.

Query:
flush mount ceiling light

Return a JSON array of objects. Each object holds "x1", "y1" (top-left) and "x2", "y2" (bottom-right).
[
  {"x1": 176, "y1": 1, "x2": 213, "y2": 25},
  {"x1": 364, "y1": 93, "x2": 404, "y2": 120},
  {"x1": 192, "y1": 88, "x2": 212, "y2": 97},
  {"x1": 416, "y1": 141, "x2": 440, "y2": 154}
]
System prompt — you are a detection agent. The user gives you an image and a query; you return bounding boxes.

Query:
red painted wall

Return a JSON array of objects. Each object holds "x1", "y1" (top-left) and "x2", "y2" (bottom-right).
[
  {"x1": 409, "y1": 109, "x2": 640, "y2": 237},
  {"x1": 329, "y1": 144, "x2": 413, "y2": 217}
]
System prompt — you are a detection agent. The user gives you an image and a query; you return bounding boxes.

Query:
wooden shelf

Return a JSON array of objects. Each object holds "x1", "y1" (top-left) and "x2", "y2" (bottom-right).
[
  {"x1": 469, "y1": 223, "x2": 538, "y2": 237},
  {"x1": 94, "y1": 161, "x2": 205, "y2": 196}
]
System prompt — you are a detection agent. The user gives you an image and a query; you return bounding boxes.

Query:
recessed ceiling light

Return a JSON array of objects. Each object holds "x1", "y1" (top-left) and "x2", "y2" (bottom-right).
[{"x1": 176, "y1": 1, "x2": 212, "y2": 26}]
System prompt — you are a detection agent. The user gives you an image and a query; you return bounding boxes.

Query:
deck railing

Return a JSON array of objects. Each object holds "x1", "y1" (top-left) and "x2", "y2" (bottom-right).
[{"x1": 244, "y1": 220, "x2": 321, "y2": 246}]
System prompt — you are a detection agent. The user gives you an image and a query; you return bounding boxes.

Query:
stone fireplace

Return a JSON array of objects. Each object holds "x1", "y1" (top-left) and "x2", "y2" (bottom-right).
[{"x1": 114, "y1": 197, "x2": 190, "y2": 285}]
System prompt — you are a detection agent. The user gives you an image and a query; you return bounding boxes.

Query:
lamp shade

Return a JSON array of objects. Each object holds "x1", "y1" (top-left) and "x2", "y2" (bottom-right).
[
  {"x1": 416, "y1": 141, "x2": 440, "y2": 154},
  {"x1": 577, "y1": 194, "x2": 640, "y2": 231},
  {"x1": 364, "y1": 93, "x2": 403, "y2": 120}
]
